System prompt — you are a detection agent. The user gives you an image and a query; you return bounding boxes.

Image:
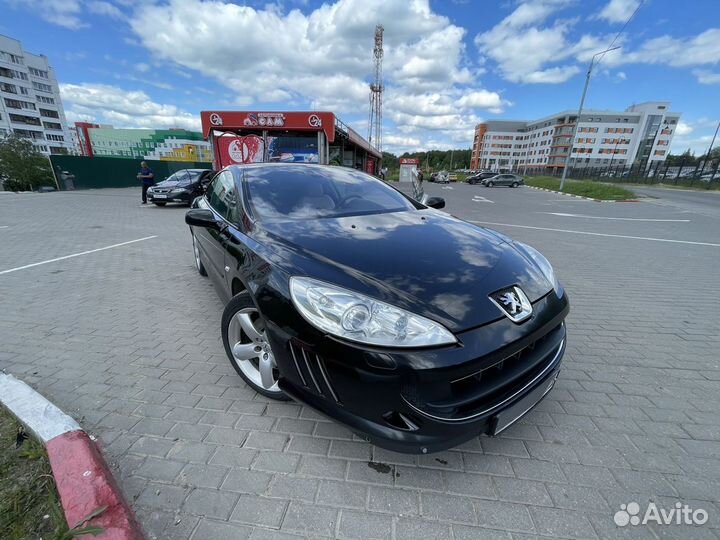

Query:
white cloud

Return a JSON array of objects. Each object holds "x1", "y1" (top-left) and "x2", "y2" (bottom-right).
[
  {"x1": 126, "y1": 0, "x2": 508, "y2": 154},
  {"x1": 595, "y1": 0, "x2": 640, "y2": 23},
  {"x1": 616, "y1": 71, "x2": 627, "y2": 80},
  {"x1": 623, "y1": 29, "x2": 720, "y2": 67},
  {"x1": 693, "y1": 70, "x2": 720, "y2": 84},
  {"x1": 12, "y1": 0, "x2": 87, "y2": 29},
  {"x1": 60, "y1": 83, "x2": 201, "y2": 131},
  {"x1": 135, "y1": 63, "x2": 150, "y2": 73},
  {"x1": 474, "y1": 1, "x2": 608, "y2": 84},
  {"x1": 675, "y1": 121, "x2": 694, "y2": 136},
  {"x1": 455, "y1": 90, "x2": 505, "y2": 111},
  {"x1": 8, "y1": 0, "x2": 125, "y2": 29},
  {"x1": 130, "y1": 0, "x2": 475, "y2": 111},
  {"x1": 87, "y1": 1, "x2": 124, "y2": 19}
]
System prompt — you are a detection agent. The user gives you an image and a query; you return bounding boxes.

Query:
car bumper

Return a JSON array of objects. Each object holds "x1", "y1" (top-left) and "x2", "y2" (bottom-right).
[
  {"x1": 148, "y1": 191, "x2": 194, "y2": 204},
  {"x1": 268, "y1": 290, "x2": 569, "y2": 454}
]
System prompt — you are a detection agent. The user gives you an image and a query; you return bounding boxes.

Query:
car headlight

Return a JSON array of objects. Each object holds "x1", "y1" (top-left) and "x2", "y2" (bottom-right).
[
  {"x1": 289, "y1": 276, "x2": 457, "y2": 348},
  {"x1": 170, "y1": 188, "x2": 189, "y2": 194},
  {"x1": 514, "y1": 242, "x2": 561, "y2": 294}
]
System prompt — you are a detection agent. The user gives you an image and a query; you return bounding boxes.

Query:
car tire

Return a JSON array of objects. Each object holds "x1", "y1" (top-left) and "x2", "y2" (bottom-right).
[
  {"x1": 222, "y1": 292, "x2": 289, "y2": 401},
  {"x1": 512, "y1": 182, "x2": 519, "y2": 188},
  {"x1": 191, "y1": 231, "x2": 208, "y2": 277},
  {"x1": 487, "y1": 181, "x2": 494, "y2": 187},
  {"x1": 153, "y1": 202, "x2": 166, "y2": 206}
]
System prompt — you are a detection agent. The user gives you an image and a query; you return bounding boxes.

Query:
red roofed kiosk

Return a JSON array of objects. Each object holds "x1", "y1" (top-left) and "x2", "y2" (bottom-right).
[{"x1": 200, "y1": 111, "x2": 381, "y2": 175}]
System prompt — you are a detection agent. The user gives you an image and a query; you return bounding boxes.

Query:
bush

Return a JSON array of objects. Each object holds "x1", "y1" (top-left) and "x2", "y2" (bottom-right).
[
  {"x1": 526, "y1": 176, "x2": 636, "y2": 200},
  {"x1": 0, "y1": 134, "x2": 55, "y2": 191}
]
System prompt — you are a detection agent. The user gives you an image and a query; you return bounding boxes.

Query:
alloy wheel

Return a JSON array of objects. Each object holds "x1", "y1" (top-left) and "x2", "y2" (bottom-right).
[{"x1": 227, "y1": 307, "x2": 281, "y2": 392}]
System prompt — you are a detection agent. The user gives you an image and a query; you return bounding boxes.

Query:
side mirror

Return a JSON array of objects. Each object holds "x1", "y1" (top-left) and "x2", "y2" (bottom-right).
[
  {"x1": 186, "y1": 208, "x2": 220, "y2": 229},
  {"x1": 425, "y1": 196, "x2": 445, "y2": 209}
]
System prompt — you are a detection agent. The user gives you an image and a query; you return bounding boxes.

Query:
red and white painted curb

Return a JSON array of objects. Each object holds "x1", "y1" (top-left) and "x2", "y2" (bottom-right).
[
  {"x1": 0, "y1": 373, "x2": 144, "y2": 540},
  {"x1": 527, "y1": 185, "x2": 639, "y2": 202}
]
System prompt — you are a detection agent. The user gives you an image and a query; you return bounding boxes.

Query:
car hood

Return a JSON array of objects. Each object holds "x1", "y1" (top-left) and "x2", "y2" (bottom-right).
[{"x1": 258, "y1": 210, "x2": 552, "y2": 331}]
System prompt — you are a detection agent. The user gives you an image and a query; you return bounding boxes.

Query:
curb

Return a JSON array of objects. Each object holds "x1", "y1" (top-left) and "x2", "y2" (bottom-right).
[
  {"x1": 527, "y1": 185, "x2": 639, "y2": 203},
  {"x1": 0, "y1": 373, "x2": 145, "y2": 540}
]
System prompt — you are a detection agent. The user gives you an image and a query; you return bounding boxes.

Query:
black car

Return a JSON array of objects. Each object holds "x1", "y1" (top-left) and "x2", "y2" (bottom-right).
[
  {"x1": 466, "y1": 171, "x2": 496, "y2": 184},
  {"x1": 186, "y1": 164, "x2": 568, "y2": 453},
  {"x1": 148, "y1": 168, "x2": 216, "y2": 206}
]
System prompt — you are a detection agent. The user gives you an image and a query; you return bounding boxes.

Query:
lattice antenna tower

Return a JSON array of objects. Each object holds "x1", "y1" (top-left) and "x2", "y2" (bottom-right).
[{"x1": 368, "y1": 24, "x2": 384, "y2": 153}]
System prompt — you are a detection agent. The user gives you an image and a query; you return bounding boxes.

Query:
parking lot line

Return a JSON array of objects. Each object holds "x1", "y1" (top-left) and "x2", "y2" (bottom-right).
[
  {"x1": 0, "y1": 236, "x2": 158, "y2": 276},
  {"x1": 542, "y1": 212, "x2": 690, "y2": 222},
  {"x1": 468, "y1": 221, "x2": 720, "y2": 247}
]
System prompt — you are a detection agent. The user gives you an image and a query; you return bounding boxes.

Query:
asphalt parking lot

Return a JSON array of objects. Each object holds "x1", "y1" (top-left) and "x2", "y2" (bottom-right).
[{"x1": 1, "y1": 183, "x2": 719, "y2": 540}]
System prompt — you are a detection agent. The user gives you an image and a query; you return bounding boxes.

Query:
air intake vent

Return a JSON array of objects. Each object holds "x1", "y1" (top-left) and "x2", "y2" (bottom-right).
[{"x1": 288, "y1": 341, "x2": 341, "y2": 404}]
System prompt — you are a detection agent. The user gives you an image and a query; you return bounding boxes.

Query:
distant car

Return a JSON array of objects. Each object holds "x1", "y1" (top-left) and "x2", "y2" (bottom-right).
[
  {"x1": 148, "y1": 169, "x2": 216, "y2": 206},
  {"x1": 466, "y1": 172, "x2": 496, "y2": 185},
  {"x1": 435, "y1": 171, "x2": 450, "y2": 184},
  {"x1": 482, "y1": 174, "x2": 524, "y2": 188}
]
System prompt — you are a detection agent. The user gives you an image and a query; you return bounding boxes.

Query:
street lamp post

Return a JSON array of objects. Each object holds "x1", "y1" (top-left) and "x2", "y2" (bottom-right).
[
  {"x1": 698, "y1": 120, "x2": 720, "y2": 178},
  {"x1": 559, "y1": 46, "x2": 621, "y2": 191}
]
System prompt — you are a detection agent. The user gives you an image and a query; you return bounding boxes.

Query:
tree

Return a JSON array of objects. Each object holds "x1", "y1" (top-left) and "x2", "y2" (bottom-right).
[{"x1": 0, "y1": 134, "x2": 55, "y2": 191}]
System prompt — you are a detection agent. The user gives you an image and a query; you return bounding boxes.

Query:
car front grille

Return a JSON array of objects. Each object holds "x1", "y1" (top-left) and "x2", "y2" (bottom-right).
[
  {"x1": 402, "y1": 323, "x2": 564, "y2": 421},
  {"x1": 288, "y1": 340, "x2": 341, "y2": 404},
  {"x1": 152, "y1": 188, "x2": 172, "y2": 194}
]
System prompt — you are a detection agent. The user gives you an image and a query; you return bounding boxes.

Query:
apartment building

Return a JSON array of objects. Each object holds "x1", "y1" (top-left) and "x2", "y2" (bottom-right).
[
  {"x1": 470, "y1": 102, "x2": 681, "y2": 173},
  {"x1": 0, "y1": 34, "x2": 74, "y2": 155}
]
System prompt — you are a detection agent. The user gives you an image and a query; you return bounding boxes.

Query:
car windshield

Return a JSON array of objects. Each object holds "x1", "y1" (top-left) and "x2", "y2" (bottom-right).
[
  {"x1": 173, "y1": 170, "x2": 204, "y2": 186},
  {"x1": 244, "y1": 165, "x2": 417, "y2": 221}
]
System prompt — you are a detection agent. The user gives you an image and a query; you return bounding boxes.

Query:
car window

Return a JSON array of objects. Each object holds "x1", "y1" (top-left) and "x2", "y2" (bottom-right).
[
  {"x1": 208, "y1": 170, "x2": 239, "y2": 223},
  {"x1": 245, "y1": 165, "x2": 417, "y2": 221}
]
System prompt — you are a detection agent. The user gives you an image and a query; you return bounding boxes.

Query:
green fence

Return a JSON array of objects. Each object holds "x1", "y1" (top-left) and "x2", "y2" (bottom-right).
[{"x1": 49, "y1": 155, "x2": 212, "y2": 190}]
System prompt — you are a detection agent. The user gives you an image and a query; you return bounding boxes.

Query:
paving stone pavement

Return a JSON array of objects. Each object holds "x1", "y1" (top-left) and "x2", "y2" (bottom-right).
[{"x1": 1, "y1": 185, "x2": 719, "y2": 540}]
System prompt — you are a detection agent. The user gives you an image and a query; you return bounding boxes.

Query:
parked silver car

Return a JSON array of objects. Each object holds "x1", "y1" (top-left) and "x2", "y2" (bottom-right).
[{"x1": 482, "y1": 174, "x2": 524, "y2": 187}]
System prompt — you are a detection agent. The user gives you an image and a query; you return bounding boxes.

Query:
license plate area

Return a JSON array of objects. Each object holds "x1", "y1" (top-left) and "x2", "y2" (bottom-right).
[
  {"x1": 153, "y1": 194, "x2": 167, "y2": 199},
  {"x1": 491, "y1": 371, "x2": 558, "y2": 435}
]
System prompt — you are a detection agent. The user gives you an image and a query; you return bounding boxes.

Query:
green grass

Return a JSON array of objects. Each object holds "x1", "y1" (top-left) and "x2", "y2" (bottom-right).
[
  {"x1": 526, "y1": 176, "x2": 637, "y2": 201},
  {"x1": 0, "y1": 406, "x2": 69, "y2": 540}
]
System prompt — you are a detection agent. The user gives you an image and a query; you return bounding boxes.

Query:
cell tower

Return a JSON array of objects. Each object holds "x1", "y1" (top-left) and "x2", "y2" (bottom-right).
[{"x1": 368, "y1": 24, "x2": 384, "y2": 153}]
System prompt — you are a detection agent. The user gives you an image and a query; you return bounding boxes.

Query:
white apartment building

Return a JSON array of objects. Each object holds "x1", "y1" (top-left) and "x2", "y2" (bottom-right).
[
  {"x1": 0, "y1": 34, "x2": 74, "y2": 155},
  {"x1": 470, "y1": 102, "x2": 681, "y2": 173}
]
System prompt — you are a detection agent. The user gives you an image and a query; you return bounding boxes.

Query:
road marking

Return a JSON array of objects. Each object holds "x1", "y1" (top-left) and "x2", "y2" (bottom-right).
[
  {"x1": 0, "y1": 226, "x2": 8, "y2": 229},
  {"x1": 468, "y1": 221, "x2": 720, "y2": 247},
  {"x1": 543, "y1": 212, "x2": 690, "y2": 222},
  {"x1": 0, "y1": 236, "x2": 158, "y2": 276},
  {"x1": 473, "y1": 196, "x2": 495, "y2": 204},
  {"x1": 442, "y1": 186, "x2": 454, "y2": 190}
]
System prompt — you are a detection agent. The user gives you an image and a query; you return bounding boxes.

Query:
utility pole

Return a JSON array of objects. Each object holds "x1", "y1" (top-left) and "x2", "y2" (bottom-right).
[
  {"x1": 698, "y1": 120, "x2": 720, "y2": 177},
  {"x1": 559, "y1": 46, "x2": 620, "y2": 191},
  {"x1": 450, "y1": 149, "x2": 454, "y2": 171}
]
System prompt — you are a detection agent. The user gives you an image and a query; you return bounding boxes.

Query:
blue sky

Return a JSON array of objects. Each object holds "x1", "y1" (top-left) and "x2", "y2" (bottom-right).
[{"x1": 2, "y1": 0, "x2": 719, "y2": 155}]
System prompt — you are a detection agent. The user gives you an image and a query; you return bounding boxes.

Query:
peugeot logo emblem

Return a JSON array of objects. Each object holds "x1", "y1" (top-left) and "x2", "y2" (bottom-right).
[{"x1": 489, "y1": 286, "x2": 533, "y2": 323}]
